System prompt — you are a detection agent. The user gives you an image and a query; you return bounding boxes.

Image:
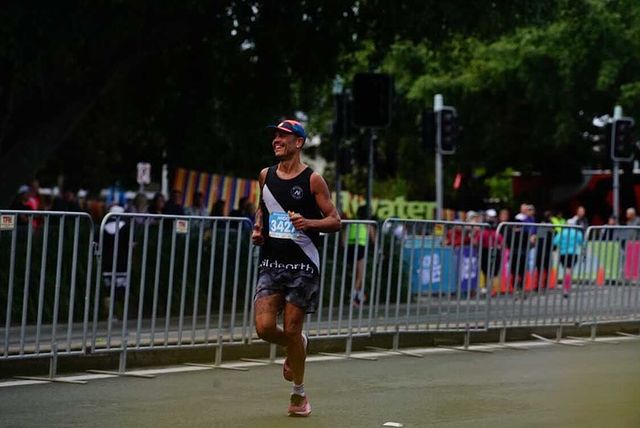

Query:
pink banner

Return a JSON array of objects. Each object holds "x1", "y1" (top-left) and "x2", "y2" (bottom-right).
[{"x1": 624, "y1": 241, "x2": 640, "y2": 280}]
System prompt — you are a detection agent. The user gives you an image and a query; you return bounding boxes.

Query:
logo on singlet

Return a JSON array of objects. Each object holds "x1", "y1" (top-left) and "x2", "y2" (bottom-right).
[{"x1": 290, "y1": 186, "x2": 304, "y2": 200}]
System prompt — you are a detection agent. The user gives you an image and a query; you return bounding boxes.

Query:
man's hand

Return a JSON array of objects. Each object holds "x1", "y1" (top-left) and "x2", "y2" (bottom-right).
[
  {"x1": 289, "y1": 211, "x2": 309, "y2": 231},
  {"x1": 252, "y1": 223, "x2": 264, "y2": 246}
]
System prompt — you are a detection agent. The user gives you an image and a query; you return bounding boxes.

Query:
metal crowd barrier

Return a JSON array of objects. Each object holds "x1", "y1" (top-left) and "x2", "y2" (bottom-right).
[
  {"x1": 492, "y1": 222, "x2": 587, "y2": 330},
  {"x1": 2, "y1": 210, "x2": 640, "y2": 378},
  {"x1": 90, "y1": 213, "x2": 254, "y2": 371},
  {"x1": 575, "y1": 225, "x2": 640, "y2": 330},
  {"x1": 375, "y1": 219, "x2": 493, "y2": 349},
  {"x1": 306, "y1": 220, "x2": 379, "y2": 355},
  {"x1": 0, "y1": 210, "x2": 95, "y2": 379}
]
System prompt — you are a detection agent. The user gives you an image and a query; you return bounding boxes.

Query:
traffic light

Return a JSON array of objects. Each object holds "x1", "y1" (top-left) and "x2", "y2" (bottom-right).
[
  {"x1": 420, "y1": 109, "x2": 436, "y2": 150},
  {"x1": 439, "y1": 106, "x2": 458, "y2": 153},
  {"x1": 352, "y1": 73, "x2": 393, "y2": 128},
  {"x1": 333, "y1": 92, "x2": 354, "y2": 140},
  {"x1": 610, "y1": 117, "x2": 635, "y2": 161}
]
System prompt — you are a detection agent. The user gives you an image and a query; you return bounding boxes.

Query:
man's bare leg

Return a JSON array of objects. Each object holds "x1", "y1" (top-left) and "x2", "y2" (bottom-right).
[
  {"x1": 254, "y1": 294, "x2": 288, "y2": 346},
  {"x1": 283, "y1": 302, "x2": 306, "y2": 385}
]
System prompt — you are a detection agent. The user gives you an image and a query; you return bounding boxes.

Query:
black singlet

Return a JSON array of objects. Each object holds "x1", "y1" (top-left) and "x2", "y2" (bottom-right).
[{"x1": 258, "y1": 165, "x2": 323, "y2": 275}]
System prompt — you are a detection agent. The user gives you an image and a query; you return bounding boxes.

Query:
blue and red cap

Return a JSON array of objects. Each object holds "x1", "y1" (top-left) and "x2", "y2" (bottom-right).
[{"x1": 267, "y1": 119, "x2": 307, "y2": 139}]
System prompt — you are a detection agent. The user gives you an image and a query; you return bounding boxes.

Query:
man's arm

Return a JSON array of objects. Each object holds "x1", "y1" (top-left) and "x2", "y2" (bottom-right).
[
  {"x1": 289, "y1": 172, "x2": 341, "y2": 233},
  {"x1": 251, "y1": 168, "x2": 268, "y2": 246}
]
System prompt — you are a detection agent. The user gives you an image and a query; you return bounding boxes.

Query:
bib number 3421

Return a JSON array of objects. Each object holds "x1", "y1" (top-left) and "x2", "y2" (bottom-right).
[{"x1": 269, "y1": 212, "x2": 298, "y2": 239}]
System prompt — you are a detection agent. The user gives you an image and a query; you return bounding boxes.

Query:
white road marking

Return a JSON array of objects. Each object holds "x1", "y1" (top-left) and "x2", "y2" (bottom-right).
[{"x1": 0, "y1": 335, "x2": 635, "y2": 389}]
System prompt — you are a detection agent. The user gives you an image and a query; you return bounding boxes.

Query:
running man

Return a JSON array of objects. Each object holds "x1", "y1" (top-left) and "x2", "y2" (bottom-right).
[{"x1": 252, "y1": 119, "x2": 341, "y2": 417}]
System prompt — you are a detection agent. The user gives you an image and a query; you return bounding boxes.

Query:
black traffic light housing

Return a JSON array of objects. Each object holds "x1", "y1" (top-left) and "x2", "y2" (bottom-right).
[
  {"x1": 610, "y1": 117, "x2": 635, "y2": 162},
  {"x1": 352, "y1": 73, "x2": 393, "y2": 128},
  {"x1": 333, "y1": 92, "x2": 355, "y2": 141},
  {"x1": 439, "y1": 106, "x2": 458, "y2": 154}
]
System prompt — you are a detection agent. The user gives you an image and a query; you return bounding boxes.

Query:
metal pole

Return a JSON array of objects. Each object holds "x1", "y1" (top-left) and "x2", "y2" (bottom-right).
[
  {"x1": 332, "y1": 76, "x2": 344, "y2": 215},
  {"x1": 613, "y1": 105, "x2": 623, "y2": 219},
  {"x1": 367, "y1": 129, "x2": 375, "y2": 219},
  {"x1": 613, "y1": 161, "x2": 620, "y2": 220},
  {"x1": 434, "y1": 94, "x2": 444, "y2": 220},
  {"x1": 335, "y1": 144, "x2": 342, "y2": 214}
]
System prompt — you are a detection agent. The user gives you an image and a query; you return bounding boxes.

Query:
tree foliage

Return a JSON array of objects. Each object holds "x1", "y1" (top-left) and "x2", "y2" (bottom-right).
[{"x1": 1, "y1": 1, "x2": 639, "y2": 210}]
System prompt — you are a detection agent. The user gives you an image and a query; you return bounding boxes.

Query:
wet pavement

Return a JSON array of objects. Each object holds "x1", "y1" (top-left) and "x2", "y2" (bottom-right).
[{"x1": 1, "y1": 338, "x2": 639, "y2": 427}]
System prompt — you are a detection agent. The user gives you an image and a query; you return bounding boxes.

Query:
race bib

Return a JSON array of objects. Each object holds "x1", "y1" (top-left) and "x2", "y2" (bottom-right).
[{"x1": 269, "y1": 212, "x2": 298, "y2": 239}]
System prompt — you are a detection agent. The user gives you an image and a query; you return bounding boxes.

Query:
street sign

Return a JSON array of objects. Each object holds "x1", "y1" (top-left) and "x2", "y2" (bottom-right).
[
  {"x1": 1, "y1": 215, "x2": 16, "y2": 231},
  {"x1": 137, "y1": 162, "x2": 151, "y2": 185}
]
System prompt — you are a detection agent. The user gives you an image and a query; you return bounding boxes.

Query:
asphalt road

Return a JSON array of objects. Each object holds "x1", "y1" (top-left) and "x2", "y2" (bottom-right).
[{"x1": 1, "y1": 338, "x2": 639, "y2": 428}]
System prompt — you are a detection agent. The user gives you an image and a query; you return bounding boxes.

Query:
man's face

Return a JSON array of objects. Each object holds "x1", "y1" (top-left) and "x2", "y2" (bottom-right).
[{"x1": 272, "y1": 131, "x2": 301, "y2": 159}]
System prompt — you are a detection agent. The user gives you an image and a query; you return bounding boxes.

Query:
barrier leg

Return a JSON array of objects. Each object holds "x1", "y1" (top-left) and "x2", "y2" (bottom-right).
[
  {"x1": 320, "y1": 334, "x2": 378, "y2": 361},
  {"x1": 531, "y1": 326, "x2": 583, "y2": 347},
  {"x1": 88, "y1": 342, "x2": 156, "y2": 378},
  {"x1": 438, "y1": 329, "x2": 493, "y2": 354},
  {"x1": 185, "y1": 342, "x2": 249, "y2": 371},
  {"x1": 15, "y1": 344, "x2": 88, "y2": 385},
  {"x1": 365, "y1": 330, "x2": 423, "y2": 358},
  {"x1": 566, "y1": 324, "x2": 620, "y2": 344},
  {"x1": 241, "y1": 342, "x2": 279, "y2": 365},
  {"x1": 616, "y1": 327, "x2": 640, "y2": 339},
  {"x1": 494, "y1": 326, "x2": 528, "y2": 351}
]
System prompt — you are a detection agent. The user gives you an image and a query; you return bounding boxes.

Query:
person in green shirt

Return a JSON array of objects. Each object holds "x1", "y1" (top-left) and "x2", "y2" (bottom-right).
[{"x1": 345, "y1": 205, "x2": 376, "y2": 307}]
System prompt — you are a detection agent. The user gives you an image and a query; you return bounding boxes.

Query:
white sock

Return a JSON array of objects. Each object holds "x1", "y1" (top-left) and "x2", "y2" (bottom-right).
[{"x1": 292, "y1": 383, "x2": 305, "y2": 396}]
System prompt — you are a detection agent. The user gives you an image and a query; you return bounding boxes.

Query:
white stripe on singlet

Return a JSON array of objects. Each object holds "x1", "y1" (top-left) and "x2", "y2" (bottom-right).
[{"x1": 261, "y1": 184, "x2": 320, "y2": 271}]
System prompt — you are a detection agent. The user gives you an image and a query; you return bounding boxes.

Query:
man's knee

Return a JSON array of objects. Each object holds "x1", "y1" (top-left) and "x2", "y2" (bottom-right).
[
  {"x1": 255, "y1": 320, "x2": 278, "y2": 341},
  {"x1": 283, "y1": 323, "x2": 303, "y2": 342}
]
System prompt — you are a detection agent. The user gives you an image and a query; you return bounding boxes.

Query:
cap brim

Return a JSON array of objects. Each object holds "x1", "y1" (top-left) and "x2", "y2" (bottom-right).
[{"x1": 267, "y1": 125, "x2": 297, "y2": 134}]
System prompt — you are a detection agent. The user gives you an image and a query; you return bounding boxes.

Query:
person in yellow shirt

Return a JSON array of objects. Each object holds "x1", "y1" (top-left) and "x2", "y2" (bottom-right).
[{"x1": 345, "y1": 205, "x2": 376, "y2": 306}]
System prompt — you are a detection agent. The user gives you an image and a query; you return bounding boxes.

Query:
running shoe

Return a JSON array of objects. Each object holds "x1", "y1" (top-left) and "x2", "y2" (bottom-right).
[
  {"x1": 283, "y1": 333, "x2": 308, "y2": 382},
  {"x1": 288, "y1": 394, "x2": 311, "y2": 417}
]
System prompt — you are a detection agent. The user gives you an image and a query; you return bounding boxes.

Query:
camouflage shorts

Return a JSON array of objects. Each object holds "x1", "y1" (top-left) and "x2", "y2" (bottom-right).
[{"x1": 254, "y1": 267, "x2": 320, "y2": 314}]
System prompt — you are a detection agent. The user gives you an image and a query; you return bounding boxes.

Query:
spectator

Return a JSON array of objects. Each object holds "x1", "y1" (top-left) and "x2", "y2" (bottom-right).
[
  {"x1": 550, "y1": 209, "x2": 566, "y2": 232},
  {"x1": 147, "y1": 192, "x2": 165, "y2": 215},
  {"x1": 553, "y1": 226, "x2": 584, "y2": 298},
  {"x1": 625, "y1": 207, "x2": 640, "y2": 226},
  {"x1": 344, "y1": 205, "x2": 376, "y2": 307},
  {"x1": 503, "y1": 219, "x2": 530, "y2": 294},
  {"x1": 621, "y1": 207, "x2": 640, "y2": 245},
  {"x1": 600, "y1": 215, "x2": 626, "y2": 242},
  {"x1": 485, "y1": 208, "x2": 498, "y2": 229},
  {"x1": 10, "y1": 185, "x2": 33, "y2": 225},
  {"x1": 101, "y1": 205, "x2": 132, "y2": 320},
  {"x1": 212, "y1": 199, "x2": 226, "y2": 216},
  {"x1": 126, "y1": 192, "x2": 149, "y2": 214},
  {"x1": 514, "y1": 203, "x2": 530, "y2": 222},
  {"x1": 126, "y1": 192, "x2": 149, "y2": 224},
  {"x1": 471, "y1": 211, "x2": 503, "y2": 293},
  {"x1": 535, "y1": 211, "x2": 555, "y2": 292},
  {"x1": 230, "y1": 197, "x2": 256, "y2": 230},
  {"x1": 568, "y1": 205, "x2": 589, "y2": 228},
  {"x1": 498, "y1": 208, "x2": 511, "y2": 224},
  {"x1": 26, "y1": 179, "x2": 41, "y2": 211},
  {"x1": 230, "y1": 197, "x2": 248, "y2": 217},
  {"x1": 517, "y1": 203, "x2": 537, "y2": 234},
  {"x1": 163, "y1": 189, "x2": 185, "y2": 215},
  {"x1": 52, "y1": 188, "x2": 82, "y2": 212},
  {"x1": 186, "y1": 191, "x2": 210, "y2": 216}
]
